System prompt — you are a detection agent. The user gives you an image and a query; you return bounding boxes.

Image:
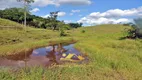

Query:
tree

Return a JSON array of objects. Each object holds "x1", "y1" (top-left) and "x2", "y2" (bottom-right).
[
  {"x1": 68, "y1": 23, "x2": 83, "y2": 28},
  {"x1": 0, "y1": 10, "x2": 2, "y2": 18},
  {"x1": 125, "y1": 18, "x2": 142, "y2": 39},
  {"x1": 17, "y1": 0, "x2": 34, "y2": 29},
  {"x1": 17, "y1": 0, "x2": 34, "y2": 70},
  {"x1": 0, "y1": 8, "x2": 25, "y2": 23},
  {"x1": 58, "y1": 21, "x2": 70, "y2": 36},
  {"x1": 0, "y1": 8, "x2": 71, "y2": 30},
  {"x1": 134, "y1": 18, "x2": 142, "y2": 38},
  {"x1": 47, "y1": 11, "x2": 60, "y2": 30},
  {"x1": 0, "y1": 8, "x2": 52, "y2": 29}
]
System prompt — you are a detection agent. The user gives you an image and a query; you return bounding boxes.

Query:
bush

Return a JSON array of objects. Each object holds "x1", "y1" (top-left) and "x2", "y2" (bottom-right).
[
  {"x1": 134, "y1": 18, "x2": 142, "y2": 38},
  {"x1": 60, "y1": 29, "x2": 67, "y2": 37},
  {"x1": 81, "y1": 30, "x2": 86, "y2": 33},
  {"x1": 126, "y1": 29, "x2": 136, "y2": 39}
]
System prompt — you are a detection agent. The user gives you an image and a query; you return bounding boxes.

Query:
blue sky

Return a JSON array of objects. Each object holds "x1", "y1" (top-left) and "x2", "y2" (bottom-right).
[
  {"x1": 0, "y1": 0, "x2": 142, "y2": 25},
  {"x1": 33, "y1": 0, "x2": 142, "y2": 16}
]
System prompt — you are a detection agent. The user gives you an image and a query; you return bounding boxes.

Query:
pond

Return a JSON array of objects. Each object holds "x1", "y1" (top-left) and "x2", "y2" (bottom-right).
[{"x1": 0, "y1": 43, "x2": 87, "y2": 68}]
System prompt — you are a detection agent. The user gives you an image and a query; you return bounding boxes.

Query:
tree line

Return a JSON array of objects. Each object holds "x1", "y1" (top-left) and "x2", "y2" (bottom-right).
[{"x1": 0, "y1": 8, "x2": 83, "y2": 30}]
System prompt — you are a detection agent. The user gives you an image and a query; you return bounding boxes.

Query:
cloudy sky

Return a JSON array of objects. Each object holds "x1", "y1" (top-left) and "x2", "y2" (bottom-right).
[{"x1": 0, "y1": 0, "x2": 142, "y2": 26}]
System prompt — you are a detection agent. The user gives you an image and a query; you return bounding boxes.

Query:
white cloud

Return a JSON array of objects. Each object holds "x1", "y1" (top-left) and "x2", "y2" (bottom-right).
[
  {"x1": 71, "y1": 10, "x2": 81, "y2": 13},
  {"x1": 41, "y1": 14, "x2": 50, "y2": 18},
  {"x1": 58, "y1": 12, "x2": 66, "y2": 17},
  {"x1": 89, "y1": 8, "x2": 141, "y2": 19},
  {"x1": 64, "y1": 20, "x2": 72, "y2": 23},
  {"x1": 70, "y1": 13, "x2": 74, "y2": 16},
  {"x1": 33, "y1": 0, "x2": 92, "y2": 7},
  {"x1": 69, "y1": 10, "x2": 81, "y2": 16},
  {"x1": 32, "y1": 0, "x2": 58, "y2": 7},
  {"x1": 32, "y1": 0, "x2": 92, "y2": 7},
  {"x1": 0, "y1": 0, "x2": 92, "y2": 10},
  {"x1": 30, "y1": 8, "x2": 40, "y2": 13},
  {"x1": 78, "y1": 6, "x2": 142, "y2": 25},
  {"x1": 0, "y1": 0, "x2": 23, "y2": 10},
  {"x1": 78, "y1": 17, "x2": 131, "y2": 25},
  {"x1": 42, "y1": 11, "x2": 66, "y2": 18},
  {"x1": 138, "y1": 14, "x2": 142, "y2": 17},
  {"x1": 57, "y1": 0, "x2": 92, "y2": 6}
]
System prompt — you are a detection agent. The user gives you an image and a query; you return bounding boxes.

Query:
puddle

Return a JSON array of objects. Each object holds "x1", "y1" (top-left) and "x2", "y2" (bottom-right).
[{"x1": 0, "y1": 43, "x2": 87, "y2": 68}]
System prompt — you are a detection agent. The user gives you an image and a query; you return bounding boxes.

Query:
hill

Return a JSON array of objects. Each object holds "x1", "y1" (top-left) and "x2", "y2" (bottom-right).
[
  {"x1": 0, "y1": 21, "x2": 142, "y2": 80},
  {"x1": 0, "y1": 18, "x2": 23, "y2": 29},
  {"x1": 0, "y1": 18, "x2": 62, "y2": 54}
]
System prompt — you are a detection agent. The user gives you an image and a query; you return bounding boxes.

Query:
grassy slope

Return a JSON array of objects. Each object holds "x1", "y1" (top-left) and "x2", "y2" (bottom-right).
[
  {"x1": 0, "y1": 18, "x2": 23, "y2": 29},
  {"x1": 0, "y1": 19, "x2": 142, "y2": 80},
  {"x1": 0, "y1": 18, "x2": 73, "y2": 56},
  {"x1": 73, "y1": 25, "x2": 142, "y2": 80}
]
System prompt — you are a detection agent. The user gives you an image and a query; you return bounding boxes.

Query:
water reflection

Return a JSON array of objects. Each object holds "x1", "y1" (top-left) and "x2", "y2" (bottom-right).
[
  {"x1": 46, "y1": 45, "x2": 60, "y2": 64},
  {"x1": 0, "y1": 43, "x2": 85, "y2": 68}
]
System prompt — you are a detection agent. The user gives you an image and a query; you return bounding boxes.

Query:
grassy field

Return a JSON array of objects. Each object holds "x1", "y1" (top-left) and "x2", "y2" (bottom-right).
[
  {"x1": 0, "y1": 18, "x2": 142, "y2": 80},
  {"x1": 0, "y1": 18, "x2": 23, "y2": 29},
  {"x1": 0, "y1": 18, "x2": 74, "y2": 56}
]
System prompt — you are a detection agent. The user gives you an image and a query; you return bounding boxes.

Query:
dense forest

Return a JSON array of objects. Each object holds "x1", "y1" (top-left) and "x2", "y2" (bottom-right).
[{"x1": 0, "y1": 8, "x2": 83, "y2": 30}]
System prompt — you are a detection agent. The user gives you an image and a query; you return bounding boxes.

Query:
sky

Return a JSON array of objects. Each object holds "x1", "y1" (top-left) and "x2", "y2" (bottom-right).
[{"x1": 0, "y1": 0, "x2": 142, "y2": 26}]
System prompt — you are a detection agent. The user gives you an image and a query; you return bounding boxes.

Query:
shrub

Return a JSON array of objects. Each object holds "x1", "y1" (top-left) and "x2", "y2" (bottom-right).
[
  {"x1": 81, "y1": 30, "x2": 86, "y2": 33},
  {"x1": 134, "y1": 18, "x2": 142, "y2": 38},
  {"x1": 60, "y1": 29, "x2": 67, "y2": 37}
]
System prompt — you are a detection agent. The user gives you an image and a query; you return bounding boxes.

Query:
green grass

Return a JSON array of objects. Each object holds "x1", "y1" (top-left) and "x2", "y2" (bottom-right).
[
  {"x1": 0, "y1": 19, "x2": 75, "y2": 56},
  {"x1": 0, "y1": 19, "x2": 142, "y2": 80},
  {"x1": 0, "y1": 18, "x2": 23, "y2": 29}
]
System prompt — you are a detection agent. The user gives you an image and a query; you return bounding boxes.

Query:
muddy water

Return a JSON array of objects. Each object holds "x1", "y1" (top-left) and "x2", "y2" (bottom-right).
[{"x1": 0, "y1": 43, "x2": 86, "y2": 68}]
